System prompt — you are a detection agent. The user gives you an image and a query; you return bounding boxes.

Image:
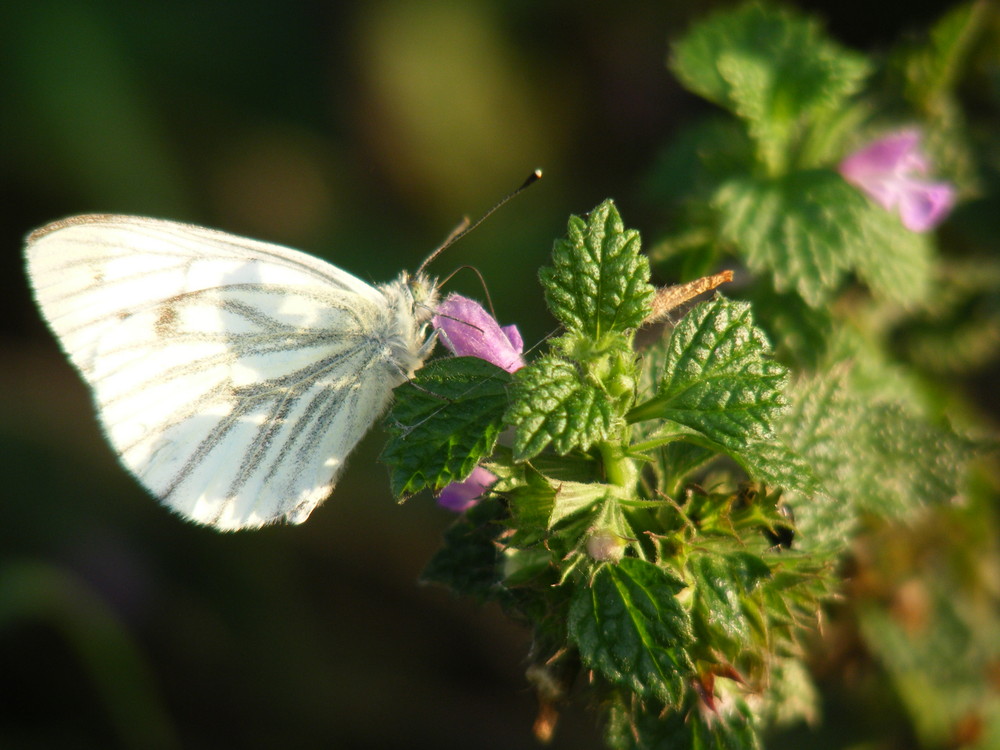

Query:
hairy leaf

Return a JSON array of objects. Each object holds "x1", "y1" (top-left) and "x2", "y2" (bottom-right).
[
  {"x1": 690, "y1": 552, "x2": 771, "y2": 649},
  {"x1": 605, "y1": 693, "x2": 760, "y2": 750},
  {"x1": 779, "y1": 369, "x2": 977, "y2": 552},
  {"x1": 506, "y1": 355, "x2": 624, "y2": 461},
  {"x1": 714, "y1": 171, "x2": 858, "y2": 306},
  {"x1": 384, "y1": 357, "x2": 510, "y2": 497},
  {"x1": 569, "y1": 558, "x2": 694, "y2": 706},
  {"x1": 540, "y1": 199, "x2": 654, "y2": 339},
  {"x1": 421, "y1": 497, "x2": 507, "y2": 602},
  {"x1": 671, "y1": 2, "x2": 870, "y2": 165},
  {"x1": 714, "y1": 171, "x2": 932, "y2": 307},
  {"x1": 630, "y1": 296, "x2": 788, "y2": 453}
]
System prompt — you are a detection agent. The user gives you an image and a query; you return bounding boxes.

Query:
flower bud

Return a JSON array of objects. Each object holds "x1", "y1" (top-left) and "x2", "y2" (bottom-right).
[{"x1": 586, "y1": 530, "x2": 626, "y2": 563}]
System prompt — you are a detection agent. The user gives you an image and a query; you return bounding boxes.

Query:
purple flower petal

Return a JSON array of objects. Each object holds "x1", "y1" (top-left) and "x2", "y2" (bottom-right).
[
  {"x1": 437, "y1": 466, "x2": 497, "y2": 512},
  {"x1": 432, "y1": 294, "x2": 525, "y2": 373},
  {"x1": 839, "y1": 129, "x2": 921, "y2": 180},
  {"x1": 897, "y1": 181, "x2": 957, "y2": 232},
  {"x1": 500, "y1": 324, "x2": 523, "y2": 353},
  {"x1": 838, "y1": 129, "x2": 955, "y2": 232}
]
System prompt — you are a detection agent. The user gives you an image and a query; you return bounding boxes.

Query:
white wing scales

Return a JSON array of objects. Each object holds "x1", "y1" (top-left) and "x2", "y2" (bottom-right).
[{"x1": 25, "y1": 215, "x2": 435, "y2": 530}]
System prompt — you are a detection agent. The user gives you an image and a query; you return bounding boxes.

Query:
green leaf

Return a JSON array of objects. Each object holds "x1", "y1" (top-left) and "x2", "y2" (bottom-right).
[
  {"x1": 850, "y1": 202, "x2": 933, "y2": 307},
  {"x1": 383, "y1": 357, "x2": 510, "y2": 497},
  {"x1": 714, "y1": 171, "x2": 933, "y2": 307},
  {"x1": 756, "y1": 657, "x2": 820, "y2": 728},
  {"x1": 776, "y1": 370, "x2": 861, "y2": 550},
  {"x1": 690, "y1": 552, "x2": 771, "y2": 649},
  {"x1": 736, "y1": 436, "x2": 820, "y2": 498},
  {"x1": 539, "y1": 199, "x2": 654, "y2": 339},
  {"x1": 507, "y1": 468, "x2": 607, "y2": 531},
  {"x1": 421, "y1": 497, "x2": 507, "y2": 602},
  {"x1": 779, "y1": 368, "x2": 978, "y2": 552},
  {"x1": 852, "y1": 404, "x2": 976, "y2": 518},
  {"x1": 506, "y1": 355, "x2": 625, "y2": 461},
  {"x1": 568, "y1": 558, "x2": 694, "y2": 706},
  {"x1": 670, "y1": 2, "x2": 870, "y2": 169},
  {"x1": 629, "y1": 296, "x2": 788, "y2": 453},
  {"x1": 895, "y1": 1, "x2": 990, "y2": 110},
  {"x1": 714, "y1": 171, "x2": 858, "y2": 306},
  {"x1": 549, "y1": 482, "x2": 610, "y2": 528},
  {"x1": 605, "y1": 693, "x2": 760, "y2": 750}
]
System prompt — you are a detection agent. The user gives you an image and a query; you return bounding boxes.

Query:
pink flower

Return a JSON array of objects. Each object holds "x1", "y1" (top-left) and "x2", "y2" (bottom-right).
[
  {"x1": 838, "y1": 129, "x2": 956, "y2": 232},
  {"x1": 437, "y1": 466, "x2": 497, "y2": 512},
  {"x1": 432, "y1": 294, "x2": 525, "y2": 373}
]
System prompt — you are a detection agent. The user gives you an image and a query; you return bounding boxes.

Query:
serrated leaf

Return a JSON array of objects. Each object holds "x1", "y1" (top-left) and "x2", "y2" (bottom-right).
[
  {"x1": 507, "y1": 468, "x2": 607, "y2": 531},
  {"x1": 568, "y1": 558, "x2": 694, "y2": 706},
  {"x1": 714, "y1": 170, "x2": 934, "y2": 307},
  {"x1": 714, "y1": 171, "x2": 864, "y2": 306},
  {"x1": 629, "y1": 296, "x2": 788, "y2": 454},
  {"x1": 605, "y1": 693, "x2": 760, "y2": 750},
  {"x1": 540, "y1": 199, "x2": 654, "y2": 339},
  {"x1": 506, "y1": 355, "x2": 624, "y2": 461},
  {"x1": 690, "y1": 552, "x2": 771, "y2": 648},
  {"x1": 383, "y1": 357, "x2": 510, "y2": 497},
  {"x1": 896, "y1": 1, "x2": 990, "y2": 109},
  {"x1": 850, "y1": 201, "x2": 933, "y2": 307},
  {"x1": 780, "y1": 368, "x2": 978, "y2": 552},
  {"x1": 777, "y1": 370, "x2": 862, "y2": 550},
  {"x1": 737, "y1": 436, "x2": 819, "y2": 497},
  {"x1": 421, "y1": 497, "x2": 507, "y2": 602},
  {"x1": 670, "y1": 2, "x2": 870, "y2": 164},
  {"x1": 853, "y1": 404, "x2": 976, "y2": 517}
]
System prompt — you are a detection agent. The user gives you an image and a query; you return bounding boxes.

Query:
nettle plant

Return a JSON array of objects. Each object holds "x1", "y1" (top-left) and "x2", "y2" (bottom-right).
[
  {"x1": 384, "y1": 3, "x2": 991, "y2": 748},
  {"x1": 387, "y1": 199, "x2": 825, "y2": 747}
]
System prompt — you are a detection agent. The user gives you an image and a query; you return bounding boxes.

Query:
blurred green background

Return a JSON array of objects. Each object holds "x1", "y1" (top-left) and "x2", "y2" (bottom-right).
[{"x1": 1, "y1": 2, "x2": 992, "y2": 749}]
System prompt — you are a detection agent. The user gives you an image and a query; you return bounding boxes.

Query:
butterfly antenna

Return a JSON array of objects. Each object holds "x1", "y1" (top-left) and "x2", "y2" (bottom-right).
[
  {"x1": 417, "y1": 169, "x2": 542, "y2": 276},
  {"x1": 438, "y1": 264, "x2": 498, "y2": 319}
]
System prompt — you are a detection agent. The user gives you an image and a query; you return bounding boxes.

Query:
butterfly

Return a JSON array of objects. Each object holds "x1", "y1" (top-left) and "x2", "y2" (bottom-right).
[{"x1": 24, "y1": 214, "x2": 440, "y2": 531}]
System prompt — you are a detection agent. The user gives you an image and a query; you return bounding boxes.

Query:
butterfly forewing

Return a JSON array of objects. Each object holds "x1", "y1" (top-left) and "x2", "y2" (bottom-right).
[{"x1": 25, "y1": 215, "x2": 433, "y2": 530}]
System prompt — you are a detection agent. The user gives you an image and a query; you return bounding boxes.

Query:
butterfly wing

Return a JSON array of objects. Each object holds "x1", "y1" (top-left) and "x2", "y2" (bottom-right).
[{"x1": 25, "y1": 215, "x2": 418, "y2": 530}]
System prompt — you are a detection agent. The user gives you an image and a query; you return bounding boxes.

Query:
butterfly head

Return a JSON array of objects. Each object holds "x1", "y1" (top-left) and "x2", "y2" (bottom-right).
[{"x1": 401, "y1": 271, "x2": 440, "y2": 324}]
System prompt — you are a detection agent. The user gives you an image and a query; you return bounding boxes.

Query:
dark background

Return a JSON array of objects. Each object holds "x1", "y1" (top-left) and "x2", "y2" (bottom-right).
[{"x1": 0, "y1": 2, "x2": 984, "y2": 748}]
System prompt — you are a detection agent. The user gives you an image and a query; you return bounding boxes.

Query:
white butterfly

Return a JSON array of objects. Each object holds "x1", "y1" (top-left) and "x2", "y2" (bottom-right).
[{"x1": 24, "y1": 215, "x2": 439, "y2": 531}]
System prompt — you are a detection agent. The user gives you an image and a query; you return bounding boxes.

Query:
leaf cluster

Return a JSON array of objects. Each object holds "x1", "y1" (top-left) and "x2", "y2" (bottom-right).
[
  {"x1": 651, "y1": 0, "x2": 990, "y2": 326},
  {"x1": 380, "y1": 5, "x2": 990, "y2": 748},
  {"x1": 386, "y1": 199, "x2": 858, "y2": 746}
]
